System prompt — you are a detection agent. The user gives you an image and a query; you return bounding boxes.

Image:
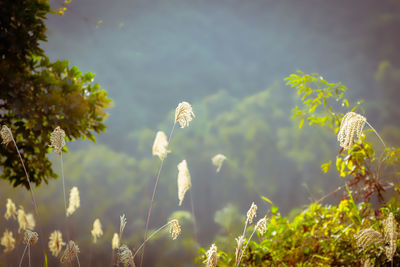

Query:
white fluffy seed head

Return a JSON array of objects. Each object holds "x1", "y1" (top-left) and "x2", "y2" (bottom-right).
[
  {"x1": 0, "y1": 125, "x2": 13, "y2": 146},
  {"x1": 4, "y1": 198, "x2": 17, "y2": 220},
  {"x1": 17, "y1": 207, "x2": 33, "y2": 233},
  {"x1": 152, "y1": 131, "x2": 170, "y2": 160},
  {"x1": 355, "y1": 228, "x2": 383, "y2": 250},
  {"x1": 117, "y1": 244, "x2": 134, "y2": 267},
  {"x1": 119, "y1": 214, "x2": 127, "y2": 239},
  {"x1": 50, "y1": 126, "x2": 66, "y2": 154},
  {"x1": 384, "y1": 212, "x2": 397, "y2": 262},
  {"x1": 177, "y1": 160, "x2": 192, "y2": 206},
  {"x1": 169, "y1": 219, "x2": 181, "y2": 240},
  {"x1": 174, "y1": 101, "x2": 195, "y2": 128},
  {"x1": 23, "y1": 229, "x2": 38, "y2": 246},
  {"x1": 246, "y1": 202, "x2": 257, "y2": 224},
  {"x1": 211, "y1": 154, "x2": 226, "y2": 173},
  {"x1": 235, "y1": 235, "x2": 245, "y2": 264},
  {"x1": 48, "y1": 230, "x2": 65, "y2": 257},
  {"x1": 60, "y1": 240, "x2": 80, "y2": 263},
  {"x1": 66, "y1": 187, "x2": 80, "y2": 216},
  {"x1": 256, "y1": 217, "x2": 267, "y2": 236},
  {"x1": 112, "y1": 233, "x2": 120, "y2": 250},
  {"x1": 1, "y1": 229, "x2": 15, "y2": 253},
  {"x1": 204, "y1": 243, "x2": 218, "y2": 267},
  {"x1": 337, "y1": 112, "x2": 366, "y2": 149},
  {"x1": 91, "y1": 218, "x2": 103, "y2": 243}
]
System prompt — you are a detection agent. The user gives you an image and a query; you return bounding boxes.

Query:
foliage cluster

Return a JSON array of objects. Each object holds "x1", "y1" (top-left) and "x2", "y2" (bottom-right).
[
  {"x1": 197, "y1": 72, "x2": 400, "y2": 266},
  {"x1": 0, "y1": 0, "x2": 111, "y2": 188},
  {"x1": 200, "y1": 200, "x2": 400, "y2": 266}
]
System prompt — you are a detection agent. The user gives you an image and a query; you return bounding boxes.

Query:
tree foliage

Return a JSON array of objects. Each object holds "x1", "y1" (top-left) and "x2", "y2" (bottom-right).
[
  {"x1": 0, "y1": 0, "x2": 111, "y2": 188},
  {"x1": 197, "y1": 72, "x2": 400, "y2": 266}
]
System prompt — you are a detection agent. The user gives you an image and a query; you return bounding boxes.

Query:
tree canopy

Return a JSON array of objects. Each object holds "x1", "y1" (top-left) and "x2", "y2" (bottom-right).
[{"x1": 0, "y1": 0, "x2": 112, "y2": 188}]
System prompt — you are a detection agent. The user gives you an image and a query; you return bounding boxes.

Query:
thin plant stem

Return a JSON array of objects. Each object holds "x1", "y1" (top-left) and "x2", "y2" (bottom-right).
[
  {"x1": 10, "y1": 131, "x2": 46, "y2": 264},
  {"x1": 134, "y1": 221, "x2": 172, "y2": 259},
  {"x1": 189, "y1": 188, "x2": 198, "y2": 243},
  {"x1": 28, "y1": 245, "x2": 31, "y2": 267},
  {"x1": 60, "y1": 151, "x2": 71, "y2": 241},
  {"x1": 19, "y1": 242, "x2": 30, "y2": 267},
  {"x1": 10, "y1": 134, "x2": 38, "y2": 217},
  {"x1": 140, "y1": 123, "x2": 176, "y2": 267},
  {"x1": 365, "y1": 121, "x2": 386, "y2": 149},
  {"x1": 76, "y1": 254, "x2": 81, "y2": 267},
  {"x1": 364, "y1": 122, "x2": 389, "y2": 182},
  {"x1": 60, "y1": 151, "x2": 67, "y2": 216},
  {"x1": 313, "y1": 182, "x2": 348, "y2": 205},
  {"x1": 236, "y1": 227, "x2": 257, "y2": 267},
  {"x1": 242, "y1": 221, "x2": 248, "y2": 237}
]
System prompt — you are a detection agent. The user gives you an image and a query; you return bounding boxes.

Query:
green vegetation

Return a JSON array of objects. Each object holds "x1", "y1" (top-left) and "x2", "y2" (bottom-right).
[
  {"x1": 1, "y1": 0, "x2": 400, "y2": 266},
  {"x1": 197, "y1": 72, "x2": 400, "y2": 266},
  {"x1": 0, "y1": 0, "x2": 111, "y2": 188}
]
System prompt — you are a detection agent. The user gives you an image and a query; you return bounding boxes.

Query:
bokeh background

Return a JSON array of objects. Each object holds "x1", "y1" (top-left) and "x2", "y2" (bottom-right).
[{"x1": 1, "y1": 0, "x2": 400, "y2": 266}]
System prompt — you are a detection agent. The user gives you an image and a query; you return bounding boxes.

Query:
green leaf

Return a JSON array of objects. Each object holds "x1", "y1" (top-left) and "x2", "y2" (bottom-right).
[
  {"x1": 298, "y1": 118, "x2": 305, "y2": 129},
  {"x1": 271, "y1": 206, "x2": 279, "y2": 214},
  {"x1": 321, "y1": 160, "x2": 332, "y2": 173},
  {"x1": 261, "y1": 195, "x2": 274, "y2": 205},
  {"x1": 345, "y1": 185, "x2": 361, "y2": 225}
]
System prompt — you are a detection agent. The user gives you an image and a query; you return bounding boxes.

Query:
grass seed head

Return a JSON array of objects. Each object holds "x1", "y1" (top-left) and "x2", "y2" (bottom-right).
[
  {"x1": 246, "y1": 202, "x2": 257, "y2": 224},
  {"x1": 91, "y1": 218, "x2": 103, "y2": 243},
  {"x1": 1, "y1": 229, "x2": 15, "y2": 253},
  {"x1": 60, "y1": 240, "x2": 80, "y2": 263},
  {"x1": 174, "y1": 101, "x2": 195, "y2": 128},
  {"x1": 152, "y1": 131, "x2": 170, "y2": 160},
  {"x1": 211, "y1": 154, "x2": 226, "y2": 173},
  {"x1": 4, "y1": 198, "x2": 17, "y2": 220},
  {"x1": 23, "y1": 229, "x2": 38, "y2": 246},
  {"x1": 50, "y1": 126, "x2": 66, "y2": 154},
  {"x1": 337, "y1": 112, "x2": 366, "y2": 149},
  {"x1": 204, "y1": 243, "x2": 218, "y2": 267},
  {"x1": 117, "y1": 244, "x2": 135, "y2": 267},
  {"x1": 66, "y1": 186, "x2": 80, "y2": 216},
  {"x1": 0, "y1": 125, "x2": 12, "y2": 146},
  {"x1": 48, "y1": 230, "x2": 65, "y2": 257},
  {"x1": 177, "y1": 160, "x2": 192, "y2": 206},
  {"x1": 169, "y1": 219, "x2": 181, "y2": 240}
]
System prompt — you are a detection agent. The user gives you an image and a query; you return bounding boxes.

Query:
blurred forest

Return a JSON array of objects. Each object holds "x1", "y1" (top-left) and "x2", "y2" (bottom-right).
[{"x1": 1, "y1": 0, "x2": 400, "y2": 266}]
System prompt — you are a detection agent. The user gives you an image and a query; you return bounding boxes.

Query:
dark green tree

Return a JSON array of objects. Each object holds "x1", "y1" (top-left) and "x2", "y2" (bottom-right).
[{"x1": 0, "y1": 0, "x2": 112, "y2": 188}]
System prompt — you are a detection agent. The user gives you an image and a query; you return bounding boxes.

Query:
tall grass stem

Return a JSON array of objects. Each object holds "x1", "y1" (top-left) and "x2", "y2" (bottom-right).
[{"x1": 140, "y1": 123, "x2": 176, "y2": 267}]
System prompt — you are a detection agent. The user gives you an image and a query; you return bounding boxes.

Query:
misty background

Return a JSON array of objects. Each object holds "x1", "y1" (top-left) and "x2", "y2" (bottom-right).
[{"x1": 1, "y1": 0, "x2": 400, "y2": 266}]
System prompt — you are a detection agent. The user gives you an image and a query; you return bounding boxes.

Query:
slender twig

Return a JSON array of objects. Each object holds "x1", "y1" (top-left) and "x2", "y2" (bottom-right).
[
  {"x1": 28, "y1": 245, "x2": 31, "y2": 267},
  {"x1": 134, "y1": 221, "x2": 172, "y2": 259},
  {"x1": 18, "y1": 242, "x2": 30, "y2": 267},
  {"x1": 140, "y1": 123, "x2": 176, "y2": 267}
]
